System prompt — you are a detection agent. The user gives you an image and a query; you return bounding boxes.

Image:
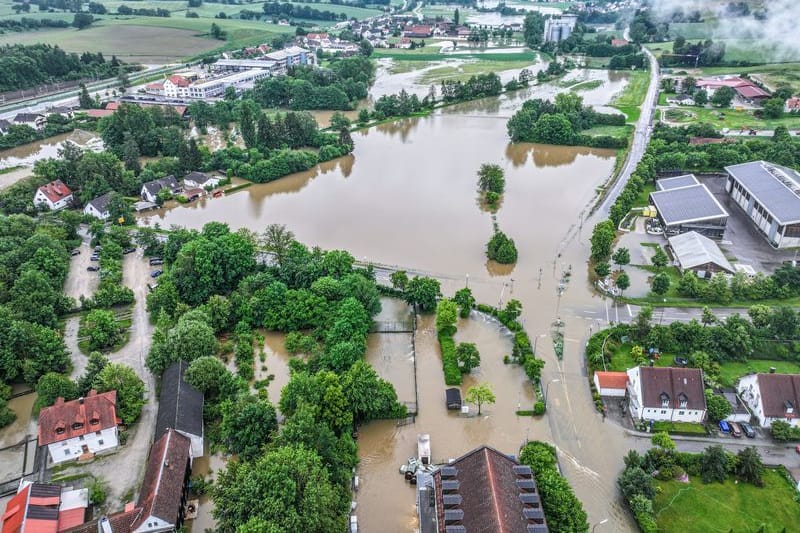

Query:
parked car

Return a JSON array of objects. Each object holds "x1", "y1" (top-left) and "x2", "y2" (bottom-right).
[
  {"x1": 673, "y1": 357, "x2": 688, "y2": 367},
  {"x1": 94, "y1": 245, "x2": 101, "y2": 252},
  {"x1": 90, "y1": 255, "x2": 99, "y2": 261},
  {"x1": 87, "y1": 266, "x2": 99, "y2": 272},
  {"x1": 718, "y1": 420, "x2": 731, "y2": 433},
  {"x1": 740, "y1": 422, "x2": 756, "y2": 438},
  {"x1": 123, "y1": 247, "x2": 136, "y2": 254},
  {"x1": 147, "y1": 283, "x2": 158, "y2": 292},
  {"x1": 149, "y1": 257, "x2": 163, "y2": 266},
  {"x1": 729, "y1": 422, "x2": 743, "y2": 438},
  {"x1": 151, "y1": 270, "x2": 163, "y2": 278},
  {"x1": 70, "y1": 249, "x2": 81, "y2": 256}
]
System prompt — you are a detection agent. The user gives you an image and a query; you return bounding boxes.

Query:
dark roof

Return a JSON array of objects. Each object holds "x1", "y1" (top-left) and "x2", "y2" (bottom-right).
[
  {"x1": 725, "y1": 161, "x2": 800, "y2": 224},
  {"x1": 38, "y1": 390, "x2": 118, "y2": 446},
  {"x1": 142, "y1": 176, "x2": 179, "y2": 197},
  {"x1": 722, "y1": 390, "x2": 749, "y2": 415},
  {"x1": 133, "y1": 430, "x2": 191, "y2": 531},
  {"x1": 639, "y1": 367, "x2": 706, "y2": 410},
  {"x1": 656, "y1": 174, "x2": 699, "y2": 191},
  {"x1": 446, "y1": 388, "x2": 462, "y2": 409},
  {"x1": 756, "y1": 373, "x2": 800, "y2": 419},
  {"x1": 183, "y1": 172, "x2": 213, "y2": 185},
  {"x1": 62, "y1": 506, "x2": 144, "y2": 533},
  {"x1": 155, "y1": 360, "x2": 204, "y2": 441},
  {"x1": 433, "y1": 445, "x2": 547, "y2": 533},
  {"x1": 86, "y1": 191, "x2": 114, "y2": 214},
  {"x1": 13, "y1": 113, "x2": 43, "y2": 123},
  {"x1": 650, "y1": 183, "x2": 728, "y2": 226},
  {"x1": 0, "y1": 119, "x2": 11, "y2": 130}
]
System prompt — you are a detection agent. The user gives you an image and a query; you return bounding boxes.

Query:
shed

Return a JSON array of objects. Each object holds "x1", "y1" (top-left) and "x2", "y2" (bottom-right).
[
  {"x1": 593, "y1": 371, "x2": 628, "y2": 397},
  {"x1": 445, "y1": 388, "x2": 462, "y2": 410},
  {"x1": 668, "y1": 231, "x2": 734, "y2": 275}
]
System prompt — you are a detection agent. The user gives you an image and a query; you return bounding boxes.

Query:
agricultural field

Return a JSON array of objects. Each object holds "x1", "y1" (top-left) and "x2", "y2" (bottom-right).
[
  {"x1": 610, "y1": 70, "x2": 648, "y2": 123},
  {"x1": 653, "y1": 469, "x2": 800, "y2": 533}
]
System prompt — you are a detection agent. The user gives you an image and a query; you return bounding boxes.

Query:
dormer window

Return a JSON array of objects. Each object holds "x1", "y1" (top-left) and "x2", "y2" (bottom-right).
[
  {"x1": 90, "y1": 418, "x2": 100, "y2": 426},
  {"x1": 785, "y1": 401, "x2": 794, "y2": 415},
  {"x1": 72, "y1": 422, "x2": 84, "y2": 430},
  {"x1": 660, "y1": 392, "x2": 670, "y2": 408},
  {"x1": 679, "y1": 393, "x2": 688, "y2": 409},
  {"x1": 55, "y1": 426, "x2": 66, "y2": 435}
]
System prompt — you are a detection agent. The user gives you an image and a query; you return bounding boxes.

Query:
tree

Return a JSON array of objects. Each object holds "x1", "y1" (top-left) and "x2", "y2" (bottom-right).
[
  {"x1": 404, "y1": 276, "x2": 440, "y2": 312},
  {"x1": 81, "y1": 309, "x2": 121, "y2": 352},
  {"x1": 453, "y1": 7, "x2": 460, "y2": 25},
  {"x1": 465, "y1": 383, "x2": 496, "y2": 415},
  {"x1": 72, "y1": 13, "x2": 94, "y2": 29},
  {"x1": 329, "y1": 112, "x2": 350, "y2": 131},
  {"x1": 185, "y1": 355, "x2": 234, "y2": 396},
  {"x1": 700, "y1": 445, "x2": 729, "y2": 483},
  {"x1": 390, "y1": 270, "x2": 408, "y2": 290},
  {"x1": 210, "y1": 22, "x2": 227, "y2": 40},
  {"x1": 693, "y1": 88, "x2": 708, "y2": 105},
  {"x1": 594, "y1": 262, "x2": 611, "y2": 278},
  {"x1": 704, "y1": 389, "x2": 732, "y2": 423},
  {"x1": 341, "y1": 360, "x2": 404, "y2": 424},
  {"x1": 453, "y1": 287, "x2": 475, "y2": 318},
  {"x1": 616, "y1": 272, "x2": 630, "y2": 294},
  {"x1": 590, "y1": 221, "x2": 616, "y2": 262},
  {"x1": 651, "y1": 247, "x2": 668, "y2": 267},
  {"x1": 78, "y1": 83, "x2": 94, "y2": 109},
  {"x1": 261, "y1": 224, "x2": 295, "y2": 267},
  {"x1": 237, "y1": 99, "x2": 260, "y2": 149},
  {"x1": 736, "y1": 447, "x2": 764, "y2": 486},
  {"x1": 121, "y1": 136, "x2": 141, "y2": 174},
  {"x1": 711, "y1": 86, "x2": 735, "y2": 107},
  {"x1": 651, "y1": 272, "x2": 670, "y2": 295},
  {"x1": 35, "y1": 372, "x2": 77, "y2": 411},
  {"x1": 77, "y1": 352, "x2": 109, "y2": 395},
  {"x1": 455, "y1": 343, "x2": 480, "y2": 373},
  {"x1": 651, "y1": 431, "x2": 675, "y2": 450},
  {"x1": 435, "y1": 299, "x2": 458, "y2": 336},
  {"x1": 212, "y1": 445, "x2": 348, "y2": 533},
  {"x1": 358, "y1": 108, "x2": 370, "y2": 124},
  {"x1": 618, "y1": 465, "x2": 655, "y2": 500},
  {"x1": 762, "y1": 97, "x2": 785, "y2": 119},
  {"x1": 477, "y1": 163, "x2": 505, "y2": 194},
  {"x1": 220, "y1": 395, "x2": 277, "y2": 460},
  {"x1": 702, "y1": 306, "x2": 716, "y2": 326},
  {"x1": 93, "y1": 363, "x2": 145, "y2": 424},
  {"x1": 486, "y1": 230, "x2": 518, "y2": 264},
  {"x1": 612, "y1": 247, "x2": 630, "y2": 269}
]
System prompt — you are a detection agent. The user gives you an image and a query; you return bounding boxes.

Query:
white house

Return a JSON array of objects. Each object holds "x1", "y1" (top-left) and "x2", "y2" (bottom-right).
[
  {"x1": 738, "y1": 373, "x2": 800, "y2": 428},
  {"x1": 593, "y1": 371, "x2": 628, "y2": 397},
  {"x1": 38, "y1": 390, "x2": 120, "y2": 465},
  {"x1": 83, "y1": 191, "x2": 113, "y2": 220},
  {"x1": 666, "y1": 93, "x2": 695, "y2": 106},
  {"x1": 626, "y1": 366, "x2": 706, "y2": 423},
  {"x1": 34, "y1": 179, "x2": 73, "y2": 211},
  {"x1": 13, "y1": 113, "x2": 46, "y2": 130},
  {"x1": 141, "y1": 176, "x2": 181, "y2": 203},
  {"x1": 182, "y1": 171, "x2": 221, "y2": 190}
]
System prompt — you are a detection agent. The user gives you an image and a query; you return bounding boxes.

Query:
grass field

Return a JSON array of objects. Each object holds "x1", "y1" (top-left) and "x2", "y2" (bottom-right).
[
  {"x1": 611, "y1": 70, "x2": 648, "y2": 123},
  {"x1": 664, "y1": 105, "x2": 800, "y2": 131},
  {"x1": 374, "y1": 48, "x2": 536, "y2": 63},
  {"x1": 653, "y1": 469, "x2": 800, "y2": 533},
  {"x1": 582, "y1": 124, "x2": 633, "y2": 137},
  {"x1": 608, "y1": 343, "x2": 677, "y2": 372},
  {"x1": 645, "y1": 39, "x2": 787, "y2": 66},
  {"x1": 416, "y1": 57, "x2": 537, "y2": 84},
  {"x1": 569, "y1": 79, "x2": 603, "y2": 92},
  {"x1": 718, "y1": 360, "x2": 800, "y2": 387}
]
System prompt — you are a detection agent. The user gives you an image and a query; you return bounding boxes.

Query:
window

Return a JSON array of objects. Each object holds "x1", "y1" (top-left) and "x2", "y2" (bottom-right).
[
  {"x1": 98, "y1": 440, "x2": 104, "y2": 445},
  {"x1": 678, "y1": 411, "x2": 685, "y2": 415},
  {"x1": 64, "y1": 450, "x2": 70, "y2": 456},
  {"x1": 661, "y1": 410, "x2": 667, "y2": 414},
  {"x1": 72, "y1": 422, "x2": 83, "y2": 430},
  {"x1": 680, "y1": 400, "x2": 688, "y2": 409},
  {"x1": 79, "y1": 435, "x2": 84, "y2": 441}
]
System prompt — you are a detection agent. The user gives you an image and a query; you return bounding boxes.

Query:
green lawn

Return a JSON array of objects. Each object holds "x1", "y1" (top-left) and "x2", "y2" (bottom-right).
[
  {"x1": 611, "y1": 70, "x2": 649, "y2": 123},
  {"x1": 569, "y1": 79, "x2": 603, "y2": 92},
  {"x1": 653, "y1": 469, "x2": 800, "y2": 533},
  {"x1": 608, "y1": 342, "x2": 677, "y2": 372},
  {"x1": 651, "y1": 421, "x2": 707, "y2": 435},
  {"x1": 582, "y1": 124, "x2": 633, "y2": 137},
  {"x1": 718, "y1": 360, "x2": 800, "y2": 387},
  {"x1": 663, "y1": 105, "x2": 800, "y2": 131},
  {"x1": 646, "y1": 39, "x2": 791, "y2": 66}
]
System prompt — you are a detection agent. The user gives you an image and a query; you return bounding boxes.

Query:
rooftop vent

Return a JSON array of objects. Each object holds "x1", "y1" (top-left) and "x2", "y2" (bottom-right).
[
  {"x1": 519, "y1": 493, "x2": 541, "y2": 507},
  {"x1": 444, "y1": 509, "x2": 464, "y2": 524},
  {"x1": 441, "y1": 480, "x2": 460, "y2": 492},
  {"x1": 440, "y1": 466, "x2": 458, "y2": 478},
  {"x1": 442, "y1": 494, "x2": 462, "y2": 507},
  {"x1": 516, "y1": 479, "x2": 536, "y2": 492}
]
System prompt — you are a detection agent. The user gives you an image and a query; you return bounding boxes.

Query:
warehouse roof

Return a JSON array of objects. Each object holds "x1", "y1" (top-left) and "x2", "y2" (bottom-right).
[
  {"x1": 668, "y1": 231, "x2": 734, "y2": 273},
  {"x1": 726, "y1": 161, "x2": 800, "y2": 225},
  {"x1": 656, "y1": 174, "x2": 699, "y2": 191},
  {"x1": 650, "y1": 182, "x2": 728, "y2": 226}
]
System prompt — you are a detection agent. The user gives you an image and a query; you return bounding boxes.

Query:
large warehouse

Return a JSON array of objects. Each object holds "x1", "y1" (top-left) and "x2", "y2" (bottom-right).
[
  {"x1": 725, "y1": 161, "x2": 800, "y2": 248},
  {"x1": 649, "y1": 175, "x2": 729, "y2": 238}
]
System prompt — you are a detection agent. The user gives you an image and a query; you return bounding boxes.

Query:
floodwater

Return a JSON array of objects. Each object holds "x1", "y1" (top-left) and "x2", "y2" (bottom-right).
[
  {"x1": 0, "y1": 393, "x2": 36, "y2": 449},
  {"x1": 138, "y1": 67, "x2": 646, "y2": 530},
  {"x1": 0, "y1": 130, "x2": 102, "y2": 170}
]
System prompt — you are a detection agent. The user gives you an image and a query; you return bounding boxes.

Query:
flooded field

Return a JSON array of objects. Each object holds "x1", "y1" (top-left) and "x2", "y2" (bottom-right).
[{"x1": 0, "y1": 130, "x2": 102, "y2": 170}]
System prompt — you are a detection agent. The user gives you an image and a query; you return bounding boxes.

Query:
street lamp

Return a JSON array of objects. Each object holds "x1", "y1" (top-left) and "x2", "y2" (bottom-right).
[
  {"x1": 544, "y1": 378, "x2": 561, "y2": 407},
  {"x1": 592, "y1": 519, "x2": 609, "y2": 533}
]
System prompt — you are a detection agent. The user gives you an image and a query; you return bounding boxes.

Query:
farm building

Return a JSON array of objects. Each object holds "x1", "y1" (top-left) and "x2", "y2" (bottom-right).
[
  {"x1": 667, "y1": 231, "x2": 734, "y2": 276},
  {"x1": 650, "y1": 175, "x2": 729, "y2": 238}
]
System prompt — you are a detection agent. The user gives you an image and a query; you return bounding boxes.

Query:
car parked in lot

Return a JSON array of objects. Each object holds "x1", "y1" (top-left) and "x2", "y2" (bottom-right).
[
  {"x1": 147, "y1": 283, "x2": 159, "y2": 292},
  {"x1": 151, "y1": 270, "x2": 163, "y2": 278},
  {"x1": 71, "y1": 249, "x2": 81, "y2": 256},
  {"x1": 87, "y1": 266, "x2": 99, "y2": 272},
  {"x1": 740, "y1": 422, "x2": 756, "y2": 438},
  {"x1": 123, "y1": 247, "x2": 136, "y2": 254},
  {"x1": 729, "y1": 421, "x2": 743, "y2": 438},
  {"x1": 90, "y1": 254, "x2": 99, "y2": 261},
  {"x1": 719, "y1": 420, "x2": 731, "y2": 433},
  {"x1": 149, "y1": 257, "x2": 163, "y2": 266}
]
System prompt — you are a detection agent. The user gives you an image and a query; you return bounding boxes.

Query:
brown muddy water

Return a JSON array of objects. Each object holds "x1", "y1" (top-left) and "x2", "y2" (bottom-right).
[
  {"x1": 139, "y1": 74, "x2": 647, "y2": 530},
  {"x1": 0, "y1": 130, "x2": 102, "y2": 170}
]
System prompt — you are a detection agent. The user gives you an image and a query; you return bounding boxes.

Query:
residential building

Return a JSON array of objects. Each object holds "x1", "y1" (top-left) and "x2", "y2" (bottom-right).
[
  {"x1": 720, "y1": 389, "x2": 751, "y2": 423},
  {"x1": 62, "y1": 504, "x2": 144, "y2": 533},
  {"x1": 141, "y1": 176, "x2": 181, "y2": 203},
  {"x1": 626, "y1": 366, "x2": 707, "y2": 423},
  {"x1": 182, "y1": 172, "x2": 220, "y2": 190},
  {"x1": 725, "y1": 161, "x2": 800, "y2": 248},
  {"x1": 162, "y1": 75, "x2": 191, "y2": 98},
  {"x1": 130, "y1": 429, "x2": 192, "y2": 533},
  {"x1": 667, "y1": 231, "x2": 734, "y2": 276},
  {"x1": 83, "y1": 191, "x2": 114, "y2": 220},
  {"x1": 38, "y1": 390, "x2": 120, "y2": 465},
  {"x1": 650, "y1": 175, "x2": 729, "y2": 238},
  {"x1": 34, "y1": 180, "x2": 74, "y2": 211},
  {"x1": 593, "y1": 371, "x2": 628, "y2": 397},
  {"x1": 0, "y1": 118, "x2": 11, "y2": 134},
  {"x1": 155, "y1": 360, "x2": 204, "y2": 459},
  {"x1": 1, "y1": 482, "x2": 89, "y2": 533},
  {"x1": 403, "y1": 25, "x2": 432, "y2": 38},
  {"x1": 696, "y1": 76, "x2": 771, "y2": 104},
  {"x1": 397, "y1": 38, "x2": 413, "y2": 49},
  {"x1": 666, "y1": 93, "x2": 695, "y2": 106},
  {"x1": 611, "y1": 38, "x2": 629, "y2": 47},
  {"x1": 543, "y1": 15, "x2": 578, "y2": 42},
  {"x1": 738, "y1": 373, "x2": 800, "y2": 428},
  {"x1": 211, "y1": 59, "x2": 278, "y2": 73},
  {"x1": 13, "y1": 113, "x2": 46, "y2": 130},
  {"x1": 785, "y1": 97, "x2": 800, "y2": 113},
  {"x1": 416, "y1": 445, "x2": 548, "y2": 533}
]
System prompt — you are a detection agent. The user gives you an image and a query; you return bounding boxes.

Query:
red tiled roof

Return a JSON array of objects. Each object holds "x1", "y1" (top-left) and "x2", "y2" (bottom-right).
[
  {"x1": 38, "y1": 390, "x2": 118, "y2": 446},
  {"x1": 639, "y1": 367, "x2": 706, "y2": 410},
  {"x1": 697, "y1": 77, "x2": 771, "y2": 99},
  {"x1": 105, "y1": 102, "x2": 119, "y2": 110},
  {"x1": 756, "y1": 373, "x2": 800, "y2": 419},
  {"x1": 595, "y1": 371, "x2": 628, "y2": 390},
  {"x1": 37, "y1": 180, "x2": 72, "y2": 204},
  {"x1": 145, "y1": 82, "x2": 164, "y2": 90},
  {"x1": 132, "y1": 430, "x2": 191, "y2": 531},
  {"x1": 787, "y1": 97, "x2": 800, "y2": 110},
  {"x1": 2, "y1": 484, "x2": 30, "y2": 533},
  {"x1": 60, "y1": 506, "x2": 142, "y2": 533},
  {"x1": 736, "y1": 85, "x2": 770, "y2": 98},
  {"x1": 56, "y1": 509, "x2": 85, "y2": 532},
  {"x1": 611, "y1": 38, "x2": 629, "y2": 47},
  {"x1": 689, "y1": 137, "x2": 730, "y2": 145},
  {"x1": 306, "y1": 33, "x2": 328, "y2": 40},
  {"x1": 167, "y1": 75, "x2": 190, "y2": 87},
  {"x1": 83, "y1": 109, "x2": 114, "y2": 118}
]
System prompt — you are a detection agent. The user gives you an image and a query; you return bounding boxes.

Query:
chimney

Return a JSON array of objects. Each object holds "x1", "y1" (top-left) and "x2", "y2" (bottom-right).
[{"x1": 79, "y1": 397, "x2": 85, "y2": 404}]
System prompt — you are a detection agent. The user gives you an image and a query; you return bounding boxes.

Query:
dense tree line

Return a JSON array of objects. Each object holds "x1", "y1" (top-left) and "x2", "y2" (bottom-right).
[
  {"x1": 251, "y1": 57, "x2": 374, "y2": 110},
  {"x1": 97, "y1": 103, "x2": 187, "y2": 158},
  {"x1": 662, "y1": 36, "x2": 726, "y2": 67},
  {"x1": 262, "y1": 1, "x2": 348, "y2": 21},
  {"x1": 0, "y1": 44, "x2": 124, "y2": 92},
  {"x1": 507, "y1": 92, "x2": 628, "y2": 148},
  {"x1": 0, "y1": 113, "x2": 79, "y2": 150},
  {"x1": 116, "y1": 4, "x2": 170, "y2": 16},
  {"x1": 142, "y1": 224, "x2": 405, "y2": 529},
  {"x1": 440, "y1": 73, "x2": 502, "y2": 102},
  {"x1": 0, "y1": 17, "x2": 70, "y2": 32}
]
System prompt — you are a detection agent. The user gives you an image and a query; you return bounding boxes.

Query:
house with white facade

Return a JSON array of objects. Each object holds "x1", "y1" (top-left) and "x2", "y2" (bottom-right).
[
  {"x1": 34, "y1": 179, "x2": 73, "y2": 211},
  {"x1": 182, "y1": 171, "x2": 221, "y2": 190},
  {"x1": 83, "y1": 191, "x2": 114, "y2": 220},
  {"x1": 593, "y1": 371, "x2": 628, "y2": 397},
  {"x1": 38, "y1": 390, "x2": 120, "y2": 465},
  {"x1": 738, "y1": 373, "x2": 800, "y2": 428},
  {"x1": 627, "y1": 366, "x2": 706, "y2": 423},
  {"x1": 13, "y1": 113, "x2": 46, "y2": 130},
  {"x1": 141, "y1": 176, "x2": 181, "y2": 203}
]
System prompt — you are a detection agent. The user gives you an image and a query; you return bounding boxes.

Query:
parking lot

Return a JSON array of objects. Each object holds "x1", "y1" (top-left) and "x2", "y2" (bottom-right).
[{"x1": 63, "y1": 241, "x2": 99, "y2": 303}]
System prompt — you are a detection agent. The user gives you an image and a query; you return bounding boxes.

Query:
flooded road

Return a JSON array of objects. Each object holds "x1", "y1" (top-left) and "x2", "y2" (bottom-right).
[{"x1": 138, "y1": 69, "x2": 645, "y2": 531}]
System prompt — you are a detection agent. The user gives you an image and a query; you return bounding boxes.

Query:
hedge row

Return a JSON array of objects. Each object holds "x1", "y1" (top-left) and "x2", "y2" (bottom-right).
[{"x1": 438, "y1": 332, "x2": 461, "y2": 386}]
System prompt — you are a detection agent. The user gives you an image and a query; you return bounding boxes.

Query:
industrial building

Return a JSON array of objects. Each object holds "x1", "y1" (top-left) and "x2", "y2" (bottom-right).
[
  {"x1": 725, "y1": 161, "x2": 800, "y2": 248},
  {"x1": 668, "y1": 231, "x2": 734, "y2": 276},
  {"x1": 543, "y1": 14, "x2": 577, "y2": 42},
  {"x1": 649, "y1": 175, "x2": 729, "y2": 238}
]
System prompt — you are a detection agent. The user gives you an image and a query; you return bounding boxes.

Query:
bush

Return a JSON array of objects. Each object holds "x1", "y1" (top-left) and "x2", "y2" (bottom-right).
[
  {"x1": 533, "y1": 401, "x2": 545, "y2": 415},
  {"x1": 88, "y1": 478, "x2": 107, "y2": 505},
  {"x1": 439, "y1": 333, "x2": 461, "y2": 386},
  {"x1": 486, "y1": 230, "x2": 518, "y2": 264}
]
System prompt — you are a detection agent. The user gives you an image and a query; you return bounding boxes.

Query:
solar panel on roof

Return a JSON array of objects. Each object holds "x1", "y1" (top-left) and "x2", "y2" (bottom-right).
[
  {"x1": 443, "y1": 494, "x2": 462, "y2": 506},
  {"x1": 650, "y1": 184, "x2": 728, "y2": 225},
  {"x1": 516, "y1": 479, "x2": 536, "y2": 490},
  {"x1": 26, "y1": 506, "x2": 60, "y2": 520},
  {"x1": 513, "y1": 465, "x2": 532, "y2": 476},
  {"x1": 444, "y1": 509, "x2": 464, "y2": 522}
]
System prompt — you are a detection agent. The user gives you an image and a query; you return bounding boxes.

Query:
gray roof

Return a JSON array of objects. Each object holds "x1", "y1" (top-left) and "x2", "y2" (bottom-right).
[
  {"x1": 155, "y1": 360, "x2": 204, "y2": 440},
  {"x1": 183, "y1": 171, "x2": 213, "y2": 185},
  {"x1": 650, "y1": 183, "x2": 728, "y2": 226},
  {"x1": 142, "y1": 175, "x2": 179, "y2": 197},
  {"x1": 13, "y1": 113, "x2": 43, "y2": 123},
  {"x1": 87, "y1": 191, "x2": 114, "y2": 214},
  {"x1": 668, "y1": 231, "x2": 734, "y2": 273},
  {"x1": 656, "y1": 174, "x2": 699, "y2": 191},
  {"x1": 725, "y1": 161, "x2": 800, "y2": 224}
]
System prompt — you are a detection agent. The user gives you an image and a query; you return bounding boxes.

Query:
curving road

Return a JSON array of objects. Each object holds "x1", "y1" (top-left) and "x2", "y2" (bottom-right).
[{"x1": 597, "y1": 32, "x2": 660, "y2": 216}]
